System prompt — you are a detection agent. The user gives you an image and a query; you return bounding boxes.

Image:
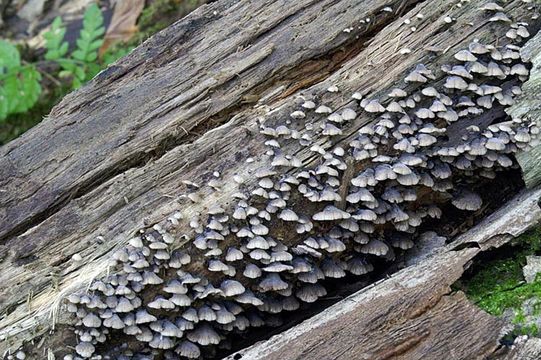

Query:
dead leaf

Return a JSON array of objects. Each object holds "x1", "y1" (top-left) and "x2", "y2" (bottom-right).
[{"x1": 99, "y1": 0, "x2": 145, "y2": 56}]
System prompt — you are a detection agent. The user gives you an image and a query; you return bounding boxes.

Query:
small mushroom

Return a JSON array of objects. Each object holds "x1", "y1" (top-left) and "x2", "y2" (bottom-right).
[
  {"x1": 259, "y1": 273, "x2": 289, "y2": 292},
  {"x1": 454, "y1": 49, "x2": 477, "y2": 62},
  {"x1": 295, "y1": 283, "x2": 327, "y2": 303},
  {"x1": 176, "y1": 341, "x2": 201, "y2": 359},
  {"x1": 313, "y1": 206, "x2": 351, "y2": 221},
  {"x1": 315, "y1": 105, "x2": 332, "y2": 114},
  {"x1": 75, "y1": 342, "x2": 95, "y2": 358},
  {"x1": 363, "y1": 100, "x2": 386, "y2": 113},
  {"x1": 187, "y1": 324, "x2": 221, "y2": 346},
  {"x1": 221, "y1": 280, "x2": 246, "y2": 296},
  {"x1": 360, "y1": 239, "x2": 389, "y2": 256},
  {"x1": 452, "y1": 190, "x2": 483, "y2": 211}
]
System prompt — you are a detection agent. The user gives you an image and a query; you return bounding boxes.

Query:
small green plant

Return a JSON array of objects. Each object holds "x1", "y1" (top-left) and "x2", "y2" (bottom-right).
[
  {"x1": 45, "y1": 3, "x2": 105, "y2": 89},
  {"x1": 0, "y1": 41, "x2": 42, "y2": 120},
  {"x1": 0, "y1": 3, "x2": 106, "y2": 122}
]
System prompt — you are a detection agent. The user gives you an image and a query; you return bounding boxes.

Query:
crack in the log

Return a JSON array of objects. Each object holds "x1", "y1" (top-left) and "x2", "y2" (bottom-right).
[{"x1": 452, "y1": 241, "x2": 482, "y2": 252}]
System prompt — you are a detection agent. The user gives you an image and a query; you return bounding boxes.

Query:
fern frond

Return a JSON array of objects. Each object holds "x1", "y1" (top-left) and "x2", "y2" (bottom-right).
[
  {"x1": 72, "y1": 4, "x2": 105, "y2": 63},
  {"x1": 44, "y1": 17, "x2": 69, "y2": 61}
]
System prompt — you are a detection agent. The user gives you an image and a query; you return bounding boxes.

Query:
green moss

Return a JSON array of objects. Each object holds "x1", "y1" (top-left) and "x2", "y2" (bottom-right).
[
  {"x1": 463, "y1": 256, "x2": 527, "y2": 315},
  {"x1": 460, "y1": 226, "x2": 541, "y2": 337}
]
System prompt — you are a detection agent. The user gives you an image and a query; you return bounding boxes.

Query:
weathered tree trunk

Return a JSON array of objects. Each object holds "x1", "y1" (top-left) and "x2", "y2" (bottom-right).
[{"x1": 1, "y1": 0, "x2": 541, "y2": 358}]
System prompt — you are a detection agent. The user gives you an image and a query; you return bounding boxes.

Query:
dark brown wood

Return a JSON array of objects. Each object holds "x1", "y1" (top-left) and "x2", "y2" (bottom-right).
[{"x1": 0, "y1": 0, "x2": 540, "y2": 357}]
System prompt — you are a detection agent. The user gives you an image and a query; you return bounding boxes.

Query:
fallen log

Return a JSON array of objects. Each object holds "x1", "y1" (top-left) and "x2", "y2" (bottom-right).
[{"x1": 1, "y1": 0, "x2": 540, "y2": 358}]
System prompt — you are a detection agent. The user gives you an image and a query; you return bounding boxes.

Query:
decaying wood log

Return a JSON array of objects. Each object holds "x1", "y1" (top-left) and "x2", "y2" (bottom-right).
[{"x1": 1, "y1": 0, "x2": 541, "y2": 358}]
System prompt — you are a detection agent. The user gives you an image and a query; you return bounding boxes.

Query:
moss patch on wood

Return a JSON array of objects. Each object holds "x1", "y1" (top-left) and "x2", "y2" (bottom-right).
[{"x1": 458, "y1": 226, "x2": 541, "y2": 337}]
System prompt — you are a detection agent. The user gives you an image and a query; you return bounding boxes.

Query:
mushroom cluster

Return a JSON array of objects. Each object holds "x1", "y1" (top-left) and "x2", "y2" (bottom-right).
[{"x1": 58, "y1": 4, "x2": 541, "y2": 360}]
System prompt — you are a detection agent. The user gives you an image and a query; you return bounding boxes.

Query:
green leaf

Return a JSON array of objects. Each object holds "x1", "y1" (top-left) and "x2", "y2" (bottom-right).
[
  {"x1": 18, "y1": 67, "x2": 42, "y2": 112},
  {"x1": 58, "y1": 70, "x2": 73, "y2": 78},
  {"x1": 0, "y1": 40, "x2": 42, "y2": 121},
  {"x1": 4, "y1": 76, "x2": 20, "y2": 113},
  {"x1": 86, "y1": 63, "x2": 101, "y2": 80},
  {"x1": 74, "y1": 66, "x2": 86, "y2": 81},
  {"x1": 44, "y1": 17, "x2": 68, "y2": 61},
  {"x1": 0, "y1": 87, "x2": 8, "y2": 121},
  {"x1": 71, "y1": 49, "x2": 86, "y2": 62},
  {"x1": 89, "y1": 39, "x2": 104, "y2": 52},
  {"x1": 0, "y1": 66, "x2": 42, "y2": 121},
  {"x1": 85, "y1": 52, "x2": 98, "y2": 63},
  {"x1": 72, "y1": 77, "x2": 82, "y2": 89},
  {"x1": 0, "y1": 40, "x2": 21, "y2": 72}
]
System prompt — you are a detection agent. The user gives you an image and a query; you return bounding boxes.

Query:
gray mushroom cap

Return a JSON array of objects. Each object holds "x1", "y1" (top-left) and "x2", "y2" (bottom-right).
[
  {"x1": 149, "y1": 334, "x2": 175, "y2": 349},
  {"x1": 259, "y1": 273, "x2": 289, "y2": 292},
  {"x1": 221, "y1": 279, "x2": 246, "y2": 297},
  {"x1": 454, "y1": 49, "x2": 477, "y2": 62},
  {"x1": 341, "y1": 108, "x2": 357, "y2": 121},
  {"x1": 135, "y1": 309, "x2": 157, "y2": 324},
  {"x1": 235, "y1": 290, "x2": 264, "y2": 306},
  {"x1": 208, "y1": 259, "x2": 229, "y2": 272},
  {"x1": 347, "y1": 257, "x2": 374, "y2": 275},
  {"x1": 295, "y1": 283, "x2": 327, "y2": 303},
  {"x1": 103, "y1": 313, "x2": 124, "y2": 329},
  {"x1": 82, "y1": 313, "x2": 102, "y2": 328},
  {"x1": 225, "y1": 247, "x2": 244, "y2": 261},
  {"x1": 405, "y1": 70, "x2": 427, "y2": 83},
  {"x1": 364, "y1": 100, "x2": 386, "y2": 113},
  {"x1": 321, "y1": 258, "x2": 346, "y2": 278},
  {"x1": 315, "y1": 105, "x2": 333, "y2": 114},
  {"x1": 279, "y1": 208, "x2": 300, "y2": 222},
  {"x1": 313, "y1": 205, "x2": 351, "y2": 221},
  {"x1": 452, "y1": 190, "x2": 483, "y2": 211},
  {"x1": 444, "y1": 76, "x2": 468, "y2": 90},
  {"x1": 360, "y1": 239, "x2": 390, "y2": 256},
  {"x1": 75, "y1": 342, "x2": 95, "y2": 358},
  {"x1": 176, "y1": 318, "x2": 195, "y2": 331},
  {"x1": 197, "y1": 305, "x2": 217, "y2": 322},
  {"x1": 489, "y1": 12, "x2": 511, "y2": 22},
  {"x1": 170, "y1": 294, "x2": 193, "y2": 307},
  {"x1": 148, "y1": 296, "x2": 175, "y2": 310},
  {"x1": 176, "y1": 340, "x2": 201, "y2": 359}
]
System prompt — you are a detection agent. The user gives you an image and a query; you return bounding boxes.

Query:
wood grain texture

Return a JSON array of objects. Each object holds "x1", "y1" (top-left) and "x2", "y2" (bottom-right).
[
  {"x1": 501, "y1": 338, "x2": 541, "y2": 360},
  {"x1": 0, "y1": 0, "x2": 539, "y2": 357},
  {"x1": 509, "y1": 29, "x2": 541, "y2": 188}
]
